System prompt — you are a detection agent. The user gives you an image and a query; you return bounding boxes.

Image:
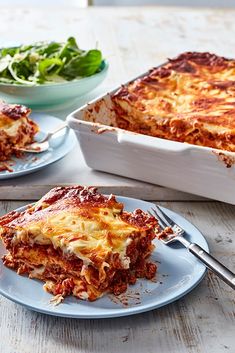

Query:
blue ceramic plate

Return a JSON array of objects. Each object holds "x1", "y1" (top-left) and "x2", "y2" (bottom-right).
[
  {"x1": 0, "y1": 197, "x2": 209, "y2": 318},
  {"x1": 0, "y1": 112, "x2": 76, "y2": 179}
]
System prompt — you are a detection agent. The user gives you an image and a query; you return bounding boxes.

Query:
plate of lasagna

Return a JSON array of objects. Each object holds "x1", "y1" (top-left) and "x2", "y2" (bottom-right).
[
  {"x1": 0, "y1": 186, "x2": 208, "y2": 318},
  {"x1": 0, "y1": 102, "x2": 76, "y2": 179}
]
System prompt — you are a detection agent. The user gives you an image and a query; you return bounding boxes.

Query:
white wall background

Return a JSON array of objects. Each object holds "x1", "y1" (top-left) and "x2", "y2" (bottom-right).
[
  {"x1": 94, "y1": 0, "x2": 235, "y2": 6},
  {"x1": 0, "y1": 0, "x2": 235, "y2": 7}
]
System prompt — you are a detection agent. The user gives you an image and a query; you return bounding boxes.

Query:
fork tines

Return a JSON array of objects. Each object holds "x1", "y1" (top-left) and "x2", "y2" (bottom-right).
[{"x1": 150, "y1": 206, "x2": 174, "y2": 229}]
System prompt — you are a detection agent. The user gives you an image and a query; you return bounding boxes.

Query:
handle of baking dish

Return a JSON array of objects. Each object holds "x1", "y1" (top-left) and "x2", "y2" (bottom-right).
[{"x1": 117, "y1": 131, "x2": 192, "y2": 154}]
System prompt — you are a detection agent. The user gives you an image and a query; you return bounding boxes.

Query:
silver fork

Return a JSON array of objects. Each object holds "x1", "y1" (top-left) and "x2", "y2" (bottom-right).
[
  {"x1": 149, "y1": 206, "x2": 235, "y2": 290},
  {"x1": 14, "y1": 122, "x2": 68, "y2": 153}
]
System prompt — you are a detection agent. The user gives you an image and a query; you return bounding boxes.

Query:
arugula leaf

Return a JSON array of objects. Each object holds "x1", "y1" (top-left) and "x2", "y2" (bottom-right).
[
  {"x1": 37, "y1": 42, "x2": 62, "y2": 57},
  {"x1": 61, "y1": 49, "x2": 102, "y2": 78},
  {"x1": 0, "y1": 46, "x2": 19, "y2": 58},
  {"x1": 8, "y1": 55, "x2": 36, "y2": 85},
  {"x1": 38, "y1": 58, "x2": 63, "y2": 78},
  {"x1": 59, "y1": 37, "x2": 83, "y2": 63},
  {"x1": 65, "y1": 36, "x2": 80, "y2": 51}
]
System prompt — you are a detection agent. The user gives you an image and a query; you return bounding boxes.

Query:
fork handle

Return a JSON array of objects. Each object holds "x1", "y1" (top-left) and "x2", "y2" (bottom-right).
[
  {"x1": 188, "y1": 244, "x2": 235, "y2": 289},
  {"x1": 47, "y1": 122, "x2": 68, "y2": 139},
  {"x1": 41, "y1": 122, "x2": 68, "y2": 142}
]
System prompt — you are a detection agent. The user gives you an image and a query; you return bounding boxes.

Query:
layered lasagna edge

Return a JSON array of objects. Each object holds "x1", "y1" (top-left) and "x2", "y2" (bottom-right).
[
  {"x1": 0, "y1": 186, "x2": 158, "y2": 302},
  {"x1": 0, "y1": 102, "x2": 39, "y2": 164}
]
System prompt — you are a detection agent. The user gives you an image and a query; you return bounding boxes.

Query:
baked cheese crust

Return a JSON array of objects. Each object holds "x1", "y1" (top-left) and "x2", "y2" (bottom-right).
[{"x1": 112, "y1": 52, "x2": 235, "y2": 152}]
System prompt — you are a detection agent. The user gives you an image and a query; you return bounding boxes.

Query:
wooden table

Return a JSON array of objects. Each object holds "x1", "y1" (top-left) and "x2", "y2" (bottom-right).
[{"x1": 0, "y1": 5, "x2": 235, "y2": 353}]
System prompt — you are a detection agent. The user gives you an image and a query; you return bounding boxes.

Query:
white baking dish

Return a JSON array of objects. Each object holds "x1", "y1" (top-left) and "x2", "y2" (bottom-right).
[{"x1": 67, "y1": 88, "x2": 235, "y2": 205}]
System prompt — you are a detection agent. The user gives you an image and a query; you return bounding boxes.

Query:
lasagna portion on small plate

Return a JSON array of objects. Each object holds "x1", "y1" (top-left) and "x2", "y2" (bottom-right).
[
  {"x1": 112, "y1": 52, "x2": 235, "y2": 152},
  {"x1": 0, "y1": 102, "x2": 39, "y2": 170},
  {"x1": 0, "y1": 186, "x2": 158, "y2": 302}
]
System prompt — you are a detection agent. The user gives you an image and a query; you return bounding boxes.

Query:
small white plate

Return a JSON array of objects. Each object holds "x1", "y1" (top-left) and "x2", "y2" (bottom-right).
[
  {"x1": 0, "y1": 112, "x2": 77, "y2": 179},
  {"x1": 0, "y1": 196, "x2": 209, "y2": 318}
]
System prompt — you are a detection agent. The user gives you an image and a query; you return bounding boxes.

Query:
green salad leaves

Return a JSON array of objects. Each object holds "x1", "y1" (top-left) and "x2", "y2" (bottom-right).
[{"x1": 0, "y1": 37, "x2": 103, "y2": 85}]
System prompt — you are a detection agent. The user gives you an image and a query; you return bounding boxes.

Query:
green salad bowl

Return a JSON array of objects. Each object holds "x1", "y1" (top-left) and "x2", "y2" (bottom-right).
[{"x1": 0, "y1": 60, "x2": 108, "y2": 108}]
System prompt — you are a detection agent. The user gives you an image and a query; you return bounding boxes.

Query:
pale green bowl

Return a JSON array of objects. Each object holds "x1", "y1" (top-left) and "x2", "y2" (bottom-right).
[{"x1": 0, "y1": 60, "x2": 108, "y2": 108}]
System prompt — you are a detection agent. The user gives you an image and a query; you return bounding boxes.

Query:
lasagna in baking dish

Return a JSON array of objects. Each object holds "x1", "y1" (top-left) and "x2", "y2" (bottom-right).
[
  {"x1": 0, "y1": 186, "x2": 158, "y2": 301},
  {"x1": 0, "y1": 102, "x2": 39, "y2": 164},
  {"x1": 112, "y1": 52, "x2": 235, "y2": 152}
]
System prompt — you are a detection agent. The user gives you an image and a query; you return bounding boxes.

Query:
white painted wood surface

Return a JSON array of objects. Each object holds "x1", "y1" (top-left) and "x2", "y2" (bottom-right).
[
  {"x1": 0, "y1": 199, "x2": 234, "y2": 353},
  {"x1": 1, "y1": 5, "x2": 235, "y2": 200}
]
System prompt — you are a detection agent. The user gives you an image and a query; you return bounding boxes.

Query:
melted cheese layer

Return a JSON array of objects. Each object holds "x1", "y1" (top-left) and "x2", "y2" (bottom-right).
[
  {"x1": 14, "y1": 205, "x2": 139, "y2": 266},
  {"x1": 0, "y1": 118, "x2": 25, "y2": 136}
]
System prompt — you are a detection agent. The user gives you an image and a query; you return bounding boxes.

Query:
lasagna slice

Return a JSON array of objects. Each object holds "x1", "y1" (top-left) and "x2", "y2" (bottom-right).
[
  {"x1": 0, "y1": 102, "x2": 39, "y2": 163},
  {"x1": 112, "y1": 52, "x2": 235, "y2": 152},
  {"x1": 0, "y1": 186, "x2": 158, "y2": 301}
]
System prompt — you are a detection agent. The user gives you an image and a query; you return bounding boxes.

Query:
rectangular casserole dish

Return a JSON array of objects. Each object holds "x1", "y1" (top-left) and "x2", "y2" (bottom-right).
[{"x1": 67, "y1": 57, "x2": 235, "y2": 205}]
